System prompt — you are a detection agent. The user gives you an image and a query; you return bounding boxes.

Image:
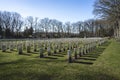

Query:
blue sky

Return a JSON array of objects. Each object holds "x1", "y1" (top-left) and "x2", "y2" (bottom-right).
[{"x1": 0, "y1": 0, "x2": 95, "y2": 22}]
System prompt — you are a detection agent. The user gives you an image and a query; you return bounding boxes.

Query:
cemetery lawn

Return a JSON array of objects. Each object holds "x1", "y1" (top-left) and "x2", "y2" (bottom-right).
[{"x1": 0, "y1": 40, "x2": 120, "y2": 80}]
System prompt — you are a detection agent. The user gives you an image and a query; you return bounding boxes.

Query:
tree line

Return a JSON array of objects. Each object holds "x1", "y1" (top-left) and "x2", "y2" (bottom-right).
[
  {"x1": 93, "y1": 0, "x2": 120, "y2": 38},
  {"x1": 0, "y1": 0, "x2": 119, "y2": 38}
]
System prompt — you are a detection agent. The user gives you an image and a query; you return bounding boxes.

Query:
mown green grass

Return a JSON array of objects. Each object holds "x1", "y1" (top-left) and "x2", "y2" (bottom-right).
[{"x1": 0, "y1": 40, "x2": 120, "y2": 80}]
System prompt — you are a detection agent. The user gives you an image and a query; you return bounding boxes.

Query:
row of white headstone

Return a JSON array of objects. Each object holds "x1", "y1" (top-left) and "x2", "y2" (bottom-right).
[
  {"x1": 0, "y1": 38, "x2": 107, "y2": 61},
  {"x1": 0, "y1": 39, "x2": 81, "y2": 53},
  {"x1": 67, "y1": 38, "x2": 107, "y2": 63}
]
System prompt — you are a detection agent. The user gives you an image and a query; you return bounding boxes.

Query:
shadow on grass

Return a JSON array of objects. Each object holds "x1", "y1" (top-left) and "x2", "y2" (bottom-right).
[
  {"x1": 76, "y1": 72, "x2": 119, "y2": 80},
  {"x1": 12, "y1": 49, "x2": 17, "y2": 52},
  {"x1": 74, "y1": 60, "x2": 93, "y2": 65},
  {"x1": 82, "y1": 55, "x2": 99, "y2": 58},
  {"x1": 0, "y1": 65, "x2": 119, "y2": 80},
  {"x1": 78, "y1": 57, "x2": 96, "y2": 61},
  {"x1": 19, "y1": 53, "x2": 31, "y2": 56},
  {"x1": 0, "y1": 59, "x2": 25, "y2": 66},
  {"x1": 30, "y1": 52, "x2": 39, "y2": 54},
  {"x1": 53, "y1": 54, "x2": 64, "y2": 57},
  {"x1": 54, "y1": 51, "x2": 67, "y2": 55},
  {"x1": 44, "y1": 56, "x2": 58, "y2": 59},
  {"x1": 0, "y1": 57, "x2": 66, "y2": 67},
  {"x1": 0, "y1": 71, "x2": 52, "y2": 80},
  {"x1": 3, "y1": 51, "x2": 12, "y2": 53}
]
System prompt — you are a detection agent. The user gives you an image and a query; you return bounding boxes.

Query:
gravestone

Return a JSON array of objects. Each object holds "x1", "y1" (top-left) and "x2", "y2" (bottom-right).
[
  {"x1": 78, "y1": 47, "x2": 82, "y2": 57},
  {"x1": 74, "y1": 48, "x2": 77, "y2": 59},
  {"x1": 26, "y1": 43, "x2": 31, "y2": 53},
  {"x1": 68, "y1": 50, "x2": 72, "y2": 63},
  {"x1": 2, "y1": 44, "x2": 6, "y2": 52},
  {"x1": 47, "y1": 46, "x2": 51, "y2": 56},
  {"x1": 34, "y1": 43, "x2": 37, "y2": 52},
  {"x1": 81, "y1": 47, "x2": 83, "y2": 56},
  {"x1": 40, "y1": 48, "x2": 44, "y2": 58},
  {"x1": 9, "y1": 43, "x2": 14, "y2": 51},
  {"x1": 18, "y1": 44, "x2": 23, "y2": 54},
  {"x1": 53, "y1": 46, "x2": 57, "y2": 54}
]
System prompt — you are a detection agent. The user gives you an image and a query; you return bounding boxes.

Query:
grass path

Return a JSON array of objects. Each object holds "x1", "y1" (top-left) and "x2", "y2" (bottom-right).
[{"x1": 0, "y1": 40, "x2": 120, "y2": 80}]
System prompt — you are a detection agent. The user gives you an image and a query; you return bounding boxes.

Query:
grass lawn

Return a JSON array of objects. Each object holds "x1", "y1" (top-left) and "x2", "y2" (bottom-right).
[{"x1": 0, "y1": 40, "x2": 120, "y2": 80}]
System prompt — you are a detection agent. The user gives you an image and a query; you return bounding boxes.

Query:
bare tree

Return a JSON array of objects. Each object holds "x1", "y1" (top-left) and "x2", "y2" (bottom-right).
[
  {"x1": 11, "y1": 12, "x2": 23, "y2": 37},
  {"x1": 93, "y1": 0, "x2": 120, "y2": 38},
  {"x1": 65, "y1": 22, "x2": 71, "y2": 37}
]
